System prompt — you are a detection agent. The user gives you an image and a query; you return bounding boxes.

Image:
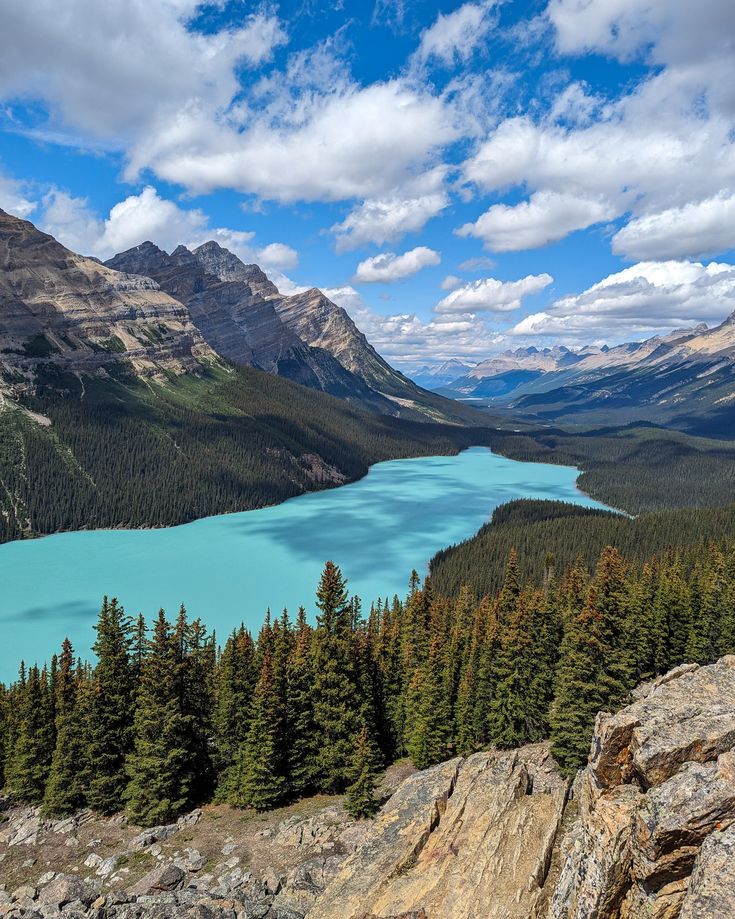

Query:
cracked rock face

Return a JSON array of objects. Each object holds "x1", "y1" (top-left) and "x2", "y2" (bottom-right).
[
  {"x1": 310, "y1": 745, "x2": 569, "y2": 919},
  {"x1": 548, "y1": 656, "x2": 735, "y2": 919}
]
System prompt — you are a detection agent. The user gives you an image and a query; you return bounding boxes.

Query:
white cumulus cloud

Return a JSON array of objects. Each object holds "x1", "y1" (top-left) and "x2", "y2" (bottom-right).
[
  {"x1": 353, "y1": 247, "x2": 441, "y2": 283},
  {"x1": 331, "y1": 169, "x2": 449, "y2": 251},
  {"x1": 511, "y1": 260, "x2": 735, "y2": 340},
  {"x1": 458, "y1": 190, "x2": 615, "y2": 251},
  {"x1": 612, "y1": 193, "x2": 735, "y2": 261},
  {"x1": 436, "y1": 274, "x2": 554, "y2": 313}
]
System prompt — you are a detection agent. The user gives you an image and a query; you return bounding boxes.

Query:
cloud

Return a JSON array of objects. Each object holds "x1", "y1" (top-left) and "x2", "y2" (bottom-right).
[
  {"x1": 458, "y1": 256, "x2": 496, "y2": 271},
  {"x1": 511, "y1": 260, "x2": 735, "y2": 340},
  {"x1": 0, "y1": 5, "x2": 459, "y2": 206},
  {"x1": 353, "y1": 246, "x2": 440, "y2": 283},
  {"x1": 440, "y1": 275, "x2": 462, "y2": 290},
  {"x1": 0, "y1": 2, "x2": 286, "y2": 139},
  {"x1": 322, "y1": 285, "x2": 507, "y2": 365},
  {"x1": 458, "y1": 190, "x2": 615, "y2": 251},
  {"x1": 436, "y1": 273, "x2": 553, "y2": 313},
  {"x1": 0, "y1": 171, "x2": 36, "y2": 218},
  {"x1": 38, "y1": 186, "x2": 298, "y2": 271},
  {"x1": 413, "y1": 1, "x2": 498, "y2": 68},
  {"x1": 331, "y1": 169, "x2": 449, "y2": 251},
  {"x1": 612, "y1": 193, "x2": 735, "y2": 260},
  {"x1": 138, "y1": 77, "x2": 458, "y2": 202},
  {"x1": 547, "y1": 0, "x2": 735, "y2": 72},
  {"x1": 459, "y1": 0, "x2": 735, "y2": 259}
]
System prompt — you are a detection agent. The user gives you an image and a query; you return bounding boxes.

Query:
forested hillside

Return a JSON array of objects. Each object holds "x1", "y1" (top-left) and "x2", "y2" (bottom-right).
[
  {"x1": 2, "y1": 542, "x2": 733, "y2": 824},
  {"x1": 431, "y1": 499, "x2": 735, "y2": 598},
  {"x1": 488, "y1": 424, "x2": 735, "y2": 514},
  {"x1": 0, "y1": 364, "x2": 490, "y2": 543}
]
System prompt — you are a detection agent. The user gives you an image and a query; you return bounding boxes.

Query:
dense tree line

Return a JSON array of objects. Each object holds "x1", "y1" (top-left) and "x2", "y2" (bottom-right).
[
  {"x1": 431, "y1": 499, "x2": 735, "y2": 599},
  {"x1": 1, "y1": 542, "x2": 733, "y2": 825},
  {"x1": 488, "y1": 426, "x2": 735, "y2": 514},
  {"x1": 0, "y1": 365, "x2": 490, "y2": 543}
]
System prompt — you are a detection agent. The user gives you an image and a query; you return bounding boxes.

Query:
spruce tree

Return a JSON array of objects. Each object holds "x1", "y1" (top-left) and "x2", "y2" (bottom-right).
[
  {"x1": 345, "y1": 724, "x2": 381, "y2": 819},
  {"x1": 86, "y1": 597, "x2": 135, "y2": 814},
  {"x1": 125, "y1": 610, "x2": 195, "y2": 826},
  {"x1": 5, "y1": 665, "x2": 51, "y2": 803},
  {"x1": 213, "y1": 626, "x2": 256, "y2": 801},
  {"x1": 287, "y1": 608, "x2": 317, "y2": 796},
  {"x1": 406, "y1": 635, "x2": 451, "y2": 769},
  {"x1": 488, "y1": 590, "x2": 547, "y2": 747},
  {"x1": 229, "y1": 647, "x2": 288, "y2": 810},
  {"x1": 43, "y1": 639, "x2": 87, "y2": 816},
  {"x1": 311, "y1": 561, "x2": 362, "y2": 792}
]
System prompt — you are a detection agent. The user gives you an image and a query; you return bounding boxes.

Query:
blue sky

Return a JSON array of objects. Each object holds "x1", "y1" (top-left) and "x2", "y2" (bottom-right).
[{"x1": 1, "y1": 0, "x2": 734, "y2": 367}]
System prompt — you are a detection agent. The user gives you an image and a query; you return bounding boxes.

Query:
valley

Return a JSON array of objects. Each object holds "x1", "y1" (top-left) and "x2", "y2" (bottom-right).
[{"x1": 426, "y1": 316, "x2": 735, "y2": 438}]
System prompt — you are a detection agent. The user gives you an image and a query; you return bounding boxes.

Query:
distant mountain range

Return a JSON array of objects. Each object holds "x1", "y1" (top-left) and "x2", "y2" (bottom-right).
[
  {"x1": 410, "y1": 359, "x2": 477, "y2": 389},
  {"x1": 429, "y1": 321, "x2": 735, "y2": 437}
]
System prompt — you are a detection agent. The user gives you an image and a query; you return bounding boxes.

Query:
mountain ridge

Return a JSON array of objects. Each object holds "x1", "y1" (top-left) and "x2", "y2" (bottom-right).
[{"x1": 436, "y1": 314, "x2": 735, "y2": 435}]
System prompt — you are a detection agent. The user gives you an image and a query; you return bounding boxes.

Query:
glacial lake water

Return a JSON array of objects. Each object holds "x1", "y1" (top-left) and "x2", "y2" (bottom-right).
[{"x1": 0, "y1": 447, "x2": 611, "y2": 680}]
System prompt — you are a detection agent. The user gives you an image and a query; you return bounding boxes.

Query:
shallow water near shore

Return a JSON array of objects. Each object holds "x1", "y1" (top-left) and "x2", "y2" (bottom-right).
[{"x1": 0, "y1": 447, "x2": 611, "y2": 679}]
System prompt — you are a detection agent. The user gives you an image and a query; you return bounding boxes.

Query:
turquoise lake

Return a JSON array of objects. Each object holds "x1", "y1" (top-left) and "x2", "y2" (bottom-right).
[{"x1": 0, "y1": 447, "x2": 611, "y2": 680}]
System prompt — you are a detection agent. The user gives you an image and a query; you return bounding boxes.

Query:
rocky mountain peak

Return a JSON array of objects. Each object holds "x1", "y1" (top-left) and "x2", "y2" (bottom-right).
[{"x1": 192, "y1": 240, "x2": 279, "y2": 297}]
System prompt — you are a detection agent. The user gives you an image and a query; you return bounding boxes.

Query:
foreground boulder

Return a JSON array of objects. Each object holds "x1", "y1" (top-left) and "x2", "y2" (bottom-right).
[{"x1": 311, "y1": 658, "x2": 735, "y2": 919}]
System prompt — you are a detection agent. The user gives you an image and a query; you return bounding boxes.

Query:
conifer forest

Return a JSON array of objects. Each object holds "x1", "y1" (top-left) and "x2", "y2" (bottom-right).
[{"x1": 2, "y1": 538, "x2": 733, "y2": 826}]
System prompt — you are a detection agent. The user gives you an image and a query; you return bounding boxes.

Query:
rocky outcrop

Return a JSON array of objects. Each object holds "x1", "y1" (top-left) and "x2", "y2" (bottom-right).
[
  {"x1": 311, "y1": 745, "x2": 568, "y2": 919},
  {"x1": 548, "y1": 656, "x2": 735, "y2": 919},
  {"x1": 193, "y1": 241, "x2": 279, "y2": 297},
  {"x1": 272, "y1": 287, "x2": 417, "y2": 400}
]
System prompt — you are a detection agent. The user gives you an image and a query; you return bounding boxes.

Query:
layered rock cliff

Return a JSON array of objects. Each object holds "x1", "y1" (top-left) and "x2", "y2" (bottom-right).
[
  {"x1": 0, "y1": 209, "x2": 214, "y2": 386},
  {"x1": 105, "y1": 242, "x2": 408, "y2": 411}
]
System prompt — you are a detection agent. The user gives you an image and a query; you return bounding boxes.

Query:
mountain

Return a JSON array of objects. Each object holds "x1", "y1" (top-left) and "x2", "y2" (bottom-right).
[
  {"x1": 409, "y1": 358, "x2": 476, "y2": 389},
  {"x1": 0, "y1": 209, "x2": 214, "y2": 385},
  {"x1": 106, "y1": 239, "x2": 473, "y2": 423},
  {"x1": 440, "y1": 320, "x2": 735, "y2": 436},
  {"x1": 104, "y1": 240, "x2": 391, "y2": 409},
  {"x1": 0, "y1": 209, "x2": 487, "y2": 542}
]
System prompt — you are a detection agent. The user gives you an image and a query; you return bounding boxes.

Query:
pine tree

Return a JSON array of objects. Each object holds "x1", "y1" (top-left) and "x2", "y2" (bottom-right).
[
  {"x1": 311, "y1": 562, "x2": 362, "y2": 792},
  {"x1": 345, "y1": 723, "x2": 381, "y2": 819},
  {"x1": 686, "y1": 547, "x2": 725, "y2": 663},
  {"x1": 550, "y1": 578, "x2": 630, "y2": 775},
  {"x1": 287, "y1": 608, "x2": 317, "y2": 796},
  {"x1": 125, "y1": 609, "x2": 195, "y2": 826},
  {"x1": 488, "y1": 590, "x2": 547, "y2": 747},
  {"x1": 43, "y1": 639, "x2": 87, "y2": 816},
  {"x1": 213, "y1": 626, "x2": 256, "y2": 800},
  {"x1": 176, "y1": 610, "x2": 215, "y2": 803},
  {"x1": 86, "y1": 597, "x2": 135, "y2": 814},
  {"x1": 5, "y1": 665, "x2": 51, "y2": 803},
  {"x1": 406, "y1": 635, "x2": 451, "y2": 769},
  {"x1": 229, "y1": 647, "x2": 288, "y2": 810}
]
